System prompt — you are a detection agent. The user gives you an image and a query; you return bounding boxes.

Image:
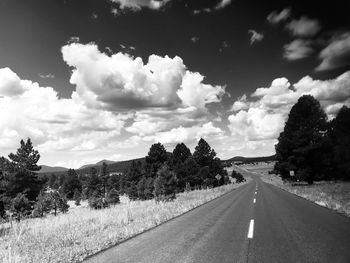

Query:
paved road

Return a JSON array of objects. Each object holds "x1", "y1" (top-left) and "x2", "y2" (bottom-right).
[{"x1": 85, "y1": 171, "x2": 350, "y2": 263}]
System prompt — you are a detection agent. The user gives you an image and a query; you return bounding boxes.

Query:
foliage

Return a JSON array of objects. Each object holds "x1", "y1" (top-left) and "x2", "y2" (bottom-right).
[
  {"x1": 73, "y1": 188, "x2": 81, "y2": 206},
  {"x1": 154, "y1": 165, "x2": 177, "y2": 201},
  {"x1": 62, "y1": 169, "x2": 82, "y2": 199},
  {"x1": 8, "y1": 138, "x2": 41, "y2": 172},
  {"x1": 275, "y1": 95, "x2": 328, "y2": 184},
  {"x1": 231, "y1": 170, "x2": 245, "y2": 183},
  {"x1": 173, "y1": 143, "x2": 192, "y2": 163},
  {"x1": 105, "y1": 188, "x2": 120, "y2": 205},
  {"x1": 193, "y1": 138, "x2": 216, "y2": 167},
  {"x1": 10, "y1": 193, "x2": 32, "y2": 221},
  {"x1": 145, "y1": 143, "x2": 168, "y2": 176},
  {"x1": 88, "y1": 191, "x2": 108, "y2": 209},
  {"x1": 329, "y1": 106, "x2": 350, "y2": 180}
]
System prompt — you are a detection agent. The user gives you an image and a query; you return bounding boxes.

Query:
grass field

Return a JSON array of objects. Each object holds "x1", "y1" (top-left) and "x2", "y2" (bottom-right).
[
  {"x1": 0, "y1": 180, "x2": 249, "y2": 263},
  {"x1": 241, "y1": 162, "x2": 350, "y2": 217}
]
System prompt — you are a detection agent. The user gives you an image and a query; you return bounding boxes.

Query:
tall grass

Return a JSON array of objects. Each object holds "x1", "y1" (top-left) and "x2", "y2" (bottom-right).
[{"x1": 0, "y1": 182, "x2": 249, "y2": 263}]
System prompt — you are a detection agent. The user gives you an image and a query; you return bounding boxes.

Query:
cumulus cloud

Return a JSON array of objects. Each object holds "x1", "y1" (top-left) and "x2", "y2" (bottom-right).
[
  {"x1": 110, "y1": 0, "x2": 172, "y2": 11},
  {"x1": 285, "y1": 16, "x2": 321, "y2": 37},
  {"x1": 316, "y1": 32, "x2": 350, "y2": 71},
  {"x1": 283, "y1": 39, "x2": 313, "y2": 60},
  {"x1": 228, "y1": 71, "x2": 350, "y2": 149},
  {"x1": 0, "y1": 68, "x2": 26, "y2": 97},
  {"x1": 248, "y1": 30, "x2": 264, "y2": 45},
  {"x1": 267, "y1": 7, "x2": 291, "y2": 24},
  {"x1": 0, "y1": 67, "x2": 125, "y2": 155},
  {"x1": 62, "y1": 42, "x2": 225, "y2": 111},
  {"x1": 142, "y1": 122, "x2": 224, "y2": 145}
]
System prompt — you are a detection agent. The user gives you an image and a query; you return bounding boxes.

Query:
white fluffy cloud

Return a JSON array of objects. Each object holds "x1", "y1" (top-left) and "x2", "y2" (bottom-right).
[
  {"x1": 228, "y1": 71, "x2": 350, "y2": 155},
  {"x1": 285, "y1": 16, "x2": 321, "y2": 37},
  {"x1": 110, "y1": 0, "x2": 172, "y2": 11},
  {"x1": 142, "y1": 122, "x2": 224, "y2": 145},
  {"x1": 267, "y1": 7, "x2": 291, "y2": 24},
  {"x1": 0, "y1": 43, "x2": 226, "y2": 167},
  {"x1": 62, "y1": 43, "x2": 225, "y2": 112},
  {"x1": 316, "y1": 32, "x2": 350, "y2": 71},
  {"x1": 0, "y1": 67, "x2": 125, "y2": 155},
  {"x1": 283, "y1": 39, "x2": 313, "y2": 60}
]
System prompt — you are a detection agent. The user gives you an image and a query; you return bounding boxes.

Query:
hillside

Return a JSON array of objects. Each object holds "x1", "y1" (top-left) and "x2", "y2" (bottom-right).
[
  {"x1": 37, "y1": 165, "x2": 69, "y2": 174},
  {"x1": 225, "y1": 155, "x2": 276, "y2": 164}
]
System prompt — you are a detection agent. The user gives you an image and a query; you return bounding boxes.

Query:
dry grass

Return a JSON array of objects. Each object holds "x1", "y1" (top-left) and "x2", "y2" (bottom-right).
[
  {"x1": 0, "y1": 181, "x2": 249, "y2": 263},
  {"x1": 242, "y1": 162, "x2": 350, "y2": 217}
]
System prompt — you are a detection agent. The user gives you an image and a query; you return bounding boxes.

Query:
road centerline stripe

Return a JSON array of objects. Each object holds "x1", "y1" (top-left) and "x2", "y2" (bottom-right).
[
  {"x1": 248, "y1": 219, "x2": 254, "y2": 239},
  {"x1": 253, "y1": 198, "x2": 256, "y2": 203}
]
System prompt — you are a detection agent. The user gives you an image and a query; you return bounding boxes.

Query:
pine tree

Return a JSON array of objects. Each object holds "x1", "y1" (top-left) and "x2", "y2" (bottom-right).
[
  {"x1": 32, "y1": 190, "x2": 52, "y2": 217},
  {"x1": 73, "y1": 188, "x2": 81, "y2": 206},
  {"x1": 7, "y1": 138, "x2": 44, "y2": 201},
  {"x1": 329, "y1": 106, "x2": 350, "y2": 180},
  {"x1": 193, "y1": 138, "x2": 216, "y2": 168},
  {"x1": 154, "y1": 165, "x2": 177, "y2": 201},
  {"x1": 62, "y1": 169, "x2": 81, "y2": 199},
  {"x1": 10, "y1": 193, "x2": 32, "y2": 221},
  {"x1": 173, "y1": 143, "x2": 192, "y2": 163},
  {"x1": 275, "y1": 95, "x2": 328, "y2": 184},
  {"x1": 145, "y1": 143, "x2": 168, "y2": 177}
]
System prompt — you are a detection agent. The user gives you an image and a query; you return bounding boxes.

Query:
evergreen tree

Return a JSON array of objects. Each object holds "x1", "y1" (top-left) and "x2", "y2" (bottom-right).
[
  {"x1": 183, "y1": 157, "x2": 200, "y2": 187},
  {"x1": 8, "y1": 138, "x2": 41, "y2": 172},
  {"x1": 47, "y1": 191, "x2": 69, "y2": 216},
  {"x1": 275, "y1": 95, "x2": 328, "y2": 184},
  {"x1": 154, "y1": 165, "x2": 177, "y2": 200},
  {"x1": 145, "y1": 143, "x2": 168, "y2": 176},
  {"x1": 83, "y1": 167, "x2": 101, "y2": 199},
  {"x1": 329, "y1": 106, "x2": 350, "y2": 180},
  {"x1": 62, "y1": 169, "x2": 82, "y2": 199},
  {"x1": 100, "y1": 162, "x2": 109, "y2": 197},
  {"x1": 73, "y1": 188, "x2": 81, "y2": 206},
  {"x1": 7, "y1": 138, "x2": 44, "y2": 201},
  {"x1": 137, "y1": 177, "x2": 147, "y2": 200},
  {"x1": 193, "y1": 138, "x2": 216, "y2": 168},
  {"x1": 0, "y1": 199, "x2": 6, "y2": 219},
  {"x1": 173, "y1": 143, "x2": 192, "y2": 163},
  {"x1": 10, "y1": 193, "x2": 32, "y2": 221}
]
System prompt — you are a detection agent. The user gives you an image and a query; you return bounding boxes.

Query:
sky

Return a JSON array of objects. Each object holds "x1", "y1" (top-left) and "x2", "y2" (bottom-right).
[{"x1": 0, "y1": 0, "x2": 349, "y2": 168}]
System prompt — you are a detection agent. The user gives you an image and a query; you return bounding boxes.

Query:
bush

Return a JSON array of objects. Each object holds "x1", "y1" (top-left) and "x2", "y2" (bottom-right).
[
  {"x1": 231, "y1": 170, "x2": 245, "y2": 183},
  {"x1": 10, "y1": 193, "x2": 32, "y2": 221},
  {"x1": 88, "y1": 192, "x2": 108, "y2": 209},
  {"x1": 106, "y1": 189, "x2": 120, "y2": 205}
]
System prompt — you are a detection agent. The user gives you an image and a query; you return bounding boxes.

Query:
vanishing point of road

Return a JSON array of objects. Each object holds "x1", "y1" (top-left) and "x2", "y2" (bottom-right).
[{"x1": 85, "y1": 169, "x2": 350, "y2": 263}]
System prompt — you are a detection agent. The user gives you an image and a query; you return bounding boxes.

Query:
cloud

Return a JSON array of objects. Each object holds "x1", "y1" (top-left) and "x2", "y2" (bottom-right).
[
  {"x1": 191, "y1": 36, "x2": 199, "y2": 43},
  {"x1": 110, "y1": 0, "x2": 172, "y2": 11},
  {"x1": 39, "y1": 73, "x2": 55, "y2": 79},
  {"x1": 62, "y1": 42, "x2": 225, "y2": 111},
  {"x1": 267, "y1": 7, "x2": 291, "y2": 24},
  {"x1": 193, "y1": 8, "x2": 211, "y2": 15},
  {"x1": 285, "y1": 16, "x2": 321, "y2": 37},
  {"x1": 0, "y1": 67, "x2": 126, "y2": 154},
  {"x1": 142, "y1": 122, "x2": 224, "y2": 145},
  {"x1": 316, "y1": 32, "x2": 350, "y2": 71},
  {"x1": 0, "y1": 68, "x2": 26, "y2": 97},
  {"x1": 215, "y1": 0, "x2": 231, "y2": 10},
  {"x1": 248, "y1": 30, "x2": 264, "y2": 45},
  {"x1": 283, "y1": 39, "x2": 313, "y2": 60},
  {"x1": 228, "y1": 71, "x2": 350, "y2": 148}
]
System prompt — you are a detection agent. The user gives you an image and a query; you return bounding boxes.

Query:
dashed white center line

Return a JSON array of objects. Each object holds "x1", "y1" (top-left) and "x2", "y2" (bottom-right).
[
  {"x1": 253, "y1": 198, "x2": 256, "y2": 203},
  {"x1": 254, "y1": 191, "x2": 257, "y2": 195},
  {"x1": 248, "y1": 219, "x2": 254, "y2": 239}
]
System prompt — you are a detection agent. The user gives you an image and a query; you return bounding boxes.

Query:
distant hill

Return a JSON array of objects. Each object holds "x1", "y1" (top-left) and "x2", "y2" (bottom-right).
[
  {"x1": 37, "y1": 165, "x2": 69, "y2": 174},
  {"x1": 79, "y1": 159, "x2": 116, "y2": 170},
  {"x1": 225, "y1": 155, "x2": 276, "y2": 164}
]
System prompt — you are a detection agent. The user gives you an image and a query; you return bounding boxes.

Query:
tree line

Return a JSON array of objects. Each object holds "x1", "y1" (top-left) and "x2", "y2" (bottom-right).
[
  {"x1": 0, "y1": 137, "x2": 240, "y2": 220},
  {"x1": 275, "y1": 95, "x2": 350, "y2": 184}
]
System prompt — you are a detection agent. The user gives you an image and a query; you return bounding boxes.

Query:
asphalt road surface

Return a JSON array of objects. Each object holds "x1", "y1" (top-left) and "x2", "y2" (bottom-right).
[{"x1": 85, "y1": 171, "x2": 350, "y2": 263}]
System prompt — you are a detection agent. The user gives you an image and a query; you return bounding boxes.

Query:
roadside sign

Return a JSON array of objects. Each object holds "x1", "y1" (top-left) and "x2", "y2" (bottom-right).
[
  {"x1": 290, "y1": 170, "x2": 295, "y2": 176},
  {"x1": 215, "y1": 174, "x2": 221, "y2": 181}
]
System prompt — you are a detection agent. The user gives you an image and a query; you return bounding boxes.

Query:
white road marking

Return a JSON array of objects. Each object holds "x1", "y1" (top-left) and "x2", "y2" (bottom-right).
[
  {"x1": 248, "y1": 219, "x2": 254, "y2": 239},
  {"x1": 253, "y1": 198, "x2": 256, "y2": 203},
  {"x1": 255, "y1": 191, "x2": 257, "y2": 195}
]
